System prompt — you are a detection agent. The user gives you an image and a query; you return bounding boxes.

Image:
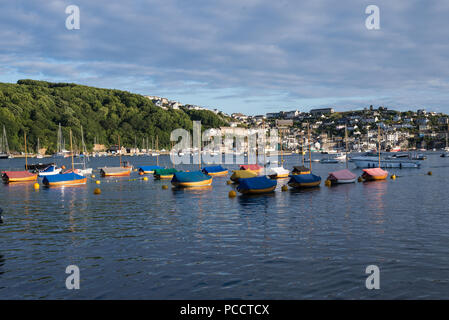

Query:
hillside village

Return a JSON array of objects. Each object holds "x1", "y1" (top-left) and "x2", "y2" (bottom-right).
[{"x1": 145, "y1": 95, "x2": 449, "y2": 152}]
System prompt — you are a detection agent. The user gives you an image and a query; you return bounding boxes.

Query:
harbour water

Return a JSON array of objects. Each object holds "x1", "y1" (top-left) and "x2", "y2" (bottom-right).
[{"x1": 1, "y1": 153, "x2": 449, "y2": 299}]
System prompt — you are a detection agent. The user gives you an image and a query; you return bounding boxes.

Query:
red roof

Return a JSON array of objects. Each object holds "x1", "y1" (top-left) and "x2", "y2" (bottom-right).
[
  {"x1": 240, "y1": 164, "x2": 263, "y2": 170},
  {"x1": 2, "y1": 171, "x2": 36, "y2": 178}
]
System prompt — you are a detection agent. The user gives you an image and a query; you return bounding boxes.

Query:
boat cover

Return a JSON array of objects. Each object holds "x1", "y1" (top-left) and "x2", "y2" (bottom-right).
[
  {"x1": 43, "y1": 172, "x2": 85, "y2": 184},
  {"x1": 41, "y1": 165, "x2": 57, "y2": 172},
  {"x1": 202, "y1": 166, "x2": 227, "y2": 173},
  {"x1": 292, "y1": 166, "x2": 310, "y2": 174},
  {"x1": 240, "y1": 164, "x2": 263, "y2": 171},
  {"x1": 237, "y1": 176, "x2": 277, "y2": 191},
  {"x1": 289, "y1": 173, "x2": 321, "y2": 184},
  {"x1": 362, "y1": 168, "x2": 388, "y2": 176},
  {"x1": 267, "y1": 167, "x2": 289, "y2": 176},
  {"x1": 328, "y1": 169, "x2": 356, "y2": 181},
  {"x1": 138, "y1": 165, "x2": 163, "y2": 172},
  {"x1": 230, "y1": 170, "x2": 257, "y2": 181},
  {"x1": 2, "y1": 171, "x2": 36, "y2": 179},
  {"x1": 154, "y1": 168, "x2": 179, "y2": 176},
  {"x1": 100, "y1": 167, "x2": 130, "y2": 174},
  {"x1": 172, "y1": 171, "x2": 210, "y2": 183}
]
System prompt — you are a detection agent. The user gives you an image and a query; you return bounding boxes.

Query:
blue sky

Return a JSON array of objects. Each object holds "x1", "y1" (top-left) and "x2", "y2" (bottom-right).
[{"x1": 1, "y1": 0, "x2": 449, "y2": 115}]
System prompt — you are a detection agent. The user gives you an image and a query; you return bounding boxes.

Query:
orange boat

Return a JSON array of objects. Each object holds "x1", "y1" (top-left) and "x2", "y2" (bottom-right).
[
  {"x1": 2, "y1": 171, "x2": 37, "y2": 183},
  {"x1": 362, "y1": 168, "x2": 388, "y2": 181}
]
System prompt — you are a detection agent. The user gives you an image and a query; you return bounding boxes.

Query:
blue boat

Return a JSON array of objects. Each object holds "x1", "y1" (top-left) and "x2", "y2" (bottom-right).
[
  {"x1": 171, "y1": 171, "x2": 213, "y2": 187},
  {"x1": 288, "y1": 173, "x2": 321, "y2": 188},
  {"x1": 237, "y1": 176, "x2": 277, "y2": 194},
  {"x1": 43, "y1": 172, "x2": 87, "y2": 187},
  {"x1": 202, "y1": 165, "x2": 228, "y2": 176},
  {"x1": 138, "y1": 165, "x2": 164, "y2": 174}
]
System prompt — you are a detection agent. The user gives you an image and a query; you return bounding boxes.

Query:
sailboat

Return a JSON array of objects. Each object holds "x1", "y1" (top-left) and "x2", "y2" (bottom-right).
[
  {"x1": 327, "y1": 126, "x2": 357, "y2": 185},
  {"x1": 288, "y1": 123, "x2": 321, "y2": 188},
  {"x1": 100, "y1": 135, "x2": 132, "y2": 177},
  {"x1": 362, "y1": 125, "x2": 388, "y2": 181},
  {"x1": 36, "y1": 138, "x2": 43, "y2": 159},
  {"x1": 43, "y1": 130, "x2": 87, "y2": 186},
  {"x1": 151, "y1": 136, "x2": 160, "y2": 156},
  {"x1": 0, "y1": 125, "x2": 11, "y2": 159},
  {"x1": 202, "y1": 165, "x2": 228, "y2": 176},
  {"x1": 171, "y1": 124, "x2": 213, "y2": 187},
  {"x1": 441, "y1": 124, "x2": 449, "y2": 157},
  {"x1": 267, "y1": 132, "x2": 290, "y2": 179},
  {"x1": 2, "y1": 132, "x2": 38, "y2": 183},
  {"x1": 236, "y1": 122, "x2": 277, "y2": 194},
  {"x1": 67, "y1": 125, "x2": 92, "y2": 176}
]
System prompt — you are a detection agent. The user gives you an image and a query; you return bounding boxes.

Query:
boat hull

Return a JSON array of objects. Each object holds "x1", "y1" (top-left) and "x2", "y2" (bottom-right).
[
  {"x1": 238, "y1": 186, "x2": 276, "y2": 194},
  {"x1": 269, "y1": 173, "x2": 289, "y2": 179},
  {"x1": 172, "y1": 178, "x2": 213, "y2": 187},
  {"x1": 3, "y1": 175, "x2": 37, "y2": 183},
  {"x1": 205, "y1": 171, "x2": 228, "y2": 176},
  {"x1": 352, "y1": 157, "x2": 420, "y2": 168},
  {"x1": 44, "y1": 178, "x2": 87, "y2": 187},
  {"x1": 362, "y1": 173, "x2": 388, "y2": 181},
  {"x1": 288, "y1": 181, "x2": 321, "y2": 188},
  {"x1": 331, "y1": 178, "x2": 357, "y2": 184}
]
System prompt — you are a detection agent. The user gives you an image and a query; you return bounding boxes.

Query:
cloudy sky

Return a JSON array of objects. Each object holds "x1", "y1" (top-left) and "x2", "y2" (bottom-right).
[{"x1": 1, "y1": 0, "x2": 449, "y2": 114}]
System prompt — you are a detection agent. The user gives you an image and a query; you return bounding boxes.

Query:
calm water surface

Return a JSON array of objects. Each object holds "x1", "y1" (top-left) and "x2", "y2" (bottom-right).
[{"x1": 1, "y1": 153, "x2": 449, "y2": 299}]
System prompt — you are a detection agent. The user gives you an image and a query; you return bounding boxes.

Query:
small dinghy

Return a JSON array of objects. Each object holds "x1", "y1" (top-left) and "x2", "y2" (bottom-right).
[
  {"x1": 288, "y1": 173, "x2": 321, "y2": 188},
  {"x1": 267, "y1": 166, "x2": 290, "y2": 179},
  {"x1": 43, "y1": 172, "x2": 87, "y2": 187},
  {"x1": 202, "y1": 165, "x2": 228, "y2": 176},
  {"x1": 237, "y1": 176, "x2": 277, "y2": 194},
  {"x1": 230, "y1": 169, "x2": 257, "y2": 183},
  {"x1": 38, "y1": 165, "x2": 62, "y2": 177},
  {"x1": 138, "y1": 165, "x2": 164, "y2": 174},
  {"x1": 154, "y1": 168, "x2": 179, "y2": 180},
  {"x1": 291, "y1": 166, "x2": 311, "y2": 175},
  {"x1": 171, "y1": 171, "x2": 213, "y2": 187},
  {"x1": 240, "y1": 164, "x2": 263, "y2": 174},
  {"x1": 327, "y1": 169, "x2": 357, "y2": 184},
  {"x1": 362, "y1": 168, "x2": 388, "y2": 181},
  {"x1": 100, "y1": 167, "x2": 132, "y2": 177},
  {"x1": 2, "y1": 171, "x2": 37, "y2": 183}
]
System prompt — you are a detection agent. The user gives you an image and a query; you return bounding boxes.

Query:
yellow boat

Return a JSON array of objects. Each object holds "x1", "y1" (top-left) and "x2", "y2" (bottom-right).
[{"x1": 230, "y1": 170, "x2": 257, "y2": 182}]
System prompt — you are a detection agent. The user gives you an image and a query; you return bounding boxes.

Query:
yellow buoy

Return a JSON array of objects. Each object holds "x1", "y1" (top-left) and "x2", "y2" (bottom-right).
[
  {"x1": 34, "y1": 183, "x2": 40, "y2": 190},
  {"x1": 228, "y1": 190, "x2": 236, "y2": 198},
  {"x1": 281, "y1": 185, "x2": 288, "y2": 192},
  {"x1": 143, "y1": 177, "x2": 148, "y2": 181},
  {"x1": 226, "y1": 180, "x2": 232, "y2": 185},
  {"x1": 93, "y1": 188, "x2": 101, "y2": 195},
  {"x1": 325, "y1": 180, "x2": 332, "y2": 187},
  {"x1": 391, "y1": 174, "x2": 396, "y2": 180},
  {"x1": 91, "y1": 174, "x2": 95, "y2": 178},
  {"x1": 162, "y1": 185, "x2": 169, "y2": 190},
  {"x1": 95, "y1": 180, "x2": 101, "y2": 184},
  {"x1": 427, "y1": 171, "x2": 432, "y2": 176}
]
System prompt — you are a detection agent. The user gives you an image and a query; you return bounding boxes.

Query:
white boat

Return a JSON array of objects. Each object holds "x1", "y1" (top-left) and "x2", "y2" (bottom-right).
[
  {"x1": 38, "y1": 165, "x2": 62, "y2": 176},
  {"x1": 267, "y1": 166, "x2": 290, "y2": 179},
  {"x1": 351, "y1": 154, "x2": 421, "y2": 168}
]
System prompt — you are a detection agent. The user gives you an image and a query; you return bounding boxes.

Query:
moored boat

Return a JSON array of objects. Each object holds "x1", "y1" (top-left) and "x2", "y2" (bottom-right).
[
  {"x1": 171, "y1": 171, "x2": 213, "y2": 187},
  {"x1": 362, "y1": 168, "x2": 388, "y2": 181},
  {"x1": 237, "y1": 176, "x2": 277, "y2": 194},
  {"x1": 291, "y1": 166, "x2": 311, "y2": 175},
  {"x1": 267, "y1": 166, "x2": 290, "y2": 179},
  {"x1": 288, "y1": 173, "x2": 321, "y2": 188},
  {"x1": 38, "y1": 165, "x2": 62, "y2": 177},
  {"x1": 100, "y1": 167, "x2": 132, "y2": 177},
  {"x1": 2, "y1": 171, "x2": 37, "y2": 183},
  {"x1": 154, "y1": 168, "x2": 179, "y2": 180},
  {"x1": 240, "y1": 164, "x2": 263, "y2": 174},
  {"x1": 327, "y1": 169, "x2": 357, "y2": 184},
  {"x1": 202, "y1": 165, "x2": 228, "y2": 176},
  {"x1": 43, "y1": 172, "x2": 87, "y2": 186},
  {"x1": 230, "y1": 169, "x2": 257, "y2": 183},
  {"x1": 138, "y1": 165, "x2": 164, "y2": 174}
]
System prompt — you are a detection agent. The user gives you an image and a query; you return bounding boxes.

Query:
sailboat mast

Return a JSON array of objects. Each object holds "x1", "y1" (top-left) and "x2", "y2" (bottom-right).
[
  {"x1": 70, "y1": 129, "x2": 74, "y2": 172},
  {"x1": 345, "y1": 125, "x2": 348, "y2": 169},
  {"x1": 24, "y1": 132, "x2": 28, "y2": 170},
  {"x1": 156, "y1": 136, "x2": 159, "y2": 166},
  {"x1": 378, "y1": 124, "x2": 381, "y2": 168},
  {"x1": 308, "y1": 123, "x2": 312, "y2": 170},
  {"x1": 118, "y1": 135, "x2": 122, "y2": 167}
]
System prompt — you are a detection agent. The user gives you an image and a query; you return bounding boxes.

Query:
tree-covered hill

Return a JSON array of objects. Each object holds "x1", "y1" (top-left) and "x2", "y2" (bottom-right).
[{"x1": 0, "y1": 80, "x2": 230, "y2": 153}]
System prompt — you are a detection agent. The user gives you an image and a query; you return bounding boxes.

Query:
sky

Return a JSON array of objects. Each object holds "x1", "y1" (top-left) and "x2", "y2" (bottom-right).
[{"x1": 1, "y1": 0, "x2": 449, "y2": 115}]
